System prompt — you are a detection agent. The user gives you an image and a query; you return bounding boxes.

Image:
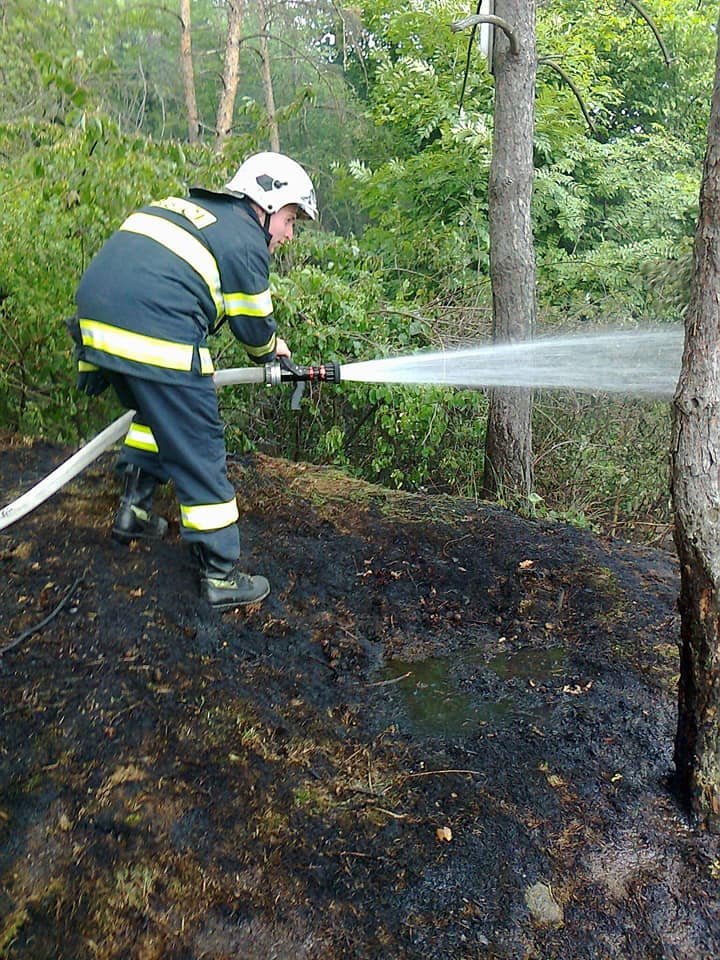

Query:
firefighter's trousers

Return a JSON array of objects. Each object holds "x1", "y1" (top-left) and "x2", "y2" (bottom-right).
[{"x1": 105, "y1": 370, "x2": 240, "y2": 567}]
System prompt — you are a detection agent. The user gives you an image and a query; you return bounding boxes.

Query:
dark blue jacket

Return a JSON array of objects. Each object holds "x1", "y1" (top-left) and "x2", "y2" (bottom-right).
[{"x1": 75, "y1": 190, "x2": 277, "y2": 385}]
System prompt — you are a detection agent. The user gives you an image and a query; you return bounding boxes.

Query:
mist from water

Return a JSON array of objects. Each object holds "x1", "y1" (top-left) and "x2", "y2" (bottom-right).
[{"x1": 339, "y1": 326, "x2": 684, "y2": 398}]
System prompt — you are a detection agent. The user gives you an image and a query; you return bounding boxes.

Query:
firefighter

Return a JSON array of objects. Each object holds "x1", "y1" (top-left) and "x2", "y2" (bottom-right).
[{"x1": 70, "y1": 152, "x2": 318, "y2": 610}]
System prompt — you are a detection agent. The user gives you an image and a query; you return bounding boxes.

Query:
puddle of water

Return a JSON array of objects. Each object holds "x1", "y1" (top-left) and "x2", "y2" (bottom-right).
[
  {"x1": 488, "y1": 646, "x2": 567, "y2": 681},
  {"x1": 380, "y1": 645, "x2": 567, "y2": 738},
  {"x1": 380, "y1": 657, "x2": 513, "y2": 736}
]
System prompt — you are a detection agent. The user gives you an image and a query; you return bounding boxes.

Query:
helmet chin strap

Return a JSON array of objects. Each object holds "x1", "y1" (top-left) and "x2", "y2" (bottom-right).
[{"x1": 263, "y1": 210, "x2": 272, "y2": 232}]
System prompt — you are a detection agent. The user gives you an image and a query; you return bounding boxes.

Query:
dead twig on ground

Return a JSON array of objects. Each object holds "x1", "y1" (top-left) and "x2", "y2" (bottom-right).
[
  {"x1": 0, "y1": 574, "x2": 85, "y2": 656},
  {"x1": 367, "y1": 671, "x2": 412, "y2": 687}
]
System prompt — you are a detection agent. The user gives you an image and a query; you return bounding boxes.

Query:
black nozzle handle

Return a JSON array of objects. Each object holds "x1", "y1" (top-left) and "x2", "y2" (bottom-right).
[
  {"x1": 278, "y1": 357, "x2": 341, "y2": 384},
  {"x1": 265, "y1": 358, "x2": 341, "y2": 410}
]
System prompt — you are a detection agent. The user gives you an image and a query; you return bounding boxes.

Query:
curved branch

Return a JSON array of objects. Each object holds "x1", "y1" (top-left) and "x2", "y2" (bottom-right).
[
  {"x1": 539, "y1": 58, "x2": 596, "y2": 134},
  {"x1": 623, "y1": 0, "x2": 672, "y2": 67},
  {"x1": 450, "y1": 14, "x2": 520, "y2": 56}
]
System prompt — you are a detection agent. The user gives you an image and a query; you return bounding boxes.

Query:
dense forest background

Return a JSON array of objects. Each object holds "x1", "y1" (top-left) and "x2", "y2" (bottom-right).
[{"x1": 0, "y1": 0, "x2": 715, "y2": 540}]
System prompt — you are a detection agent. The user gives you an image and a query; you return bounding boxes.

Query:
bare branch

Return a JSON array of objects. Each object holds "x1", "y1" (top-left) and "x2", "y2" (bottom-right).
[
  {"x1": 623, "y1": 0, "x2": 672, "y2": 67},
  {"x1": 451, "y1": 14, "x2": 520, "y2": 56},
  {"x1": 539, "y1": 58, "x2": 596, "y2": 134}
]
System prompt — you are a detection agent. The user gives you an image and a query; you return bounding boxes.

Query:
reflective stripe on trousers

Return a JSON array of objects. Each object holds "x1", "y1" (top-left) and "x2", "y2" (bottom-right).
[
  {"x1": 180, "y1": 499, "x2": 239, "y2": 531},
  {"x1": 124, "y1": 422, "x2": 159, "y2": 453}
]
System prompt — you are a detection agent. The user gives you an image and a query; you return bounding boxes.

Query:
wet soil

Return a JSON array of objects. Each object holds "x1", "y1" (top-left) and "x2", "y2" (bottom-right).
[{"x1": 0, "y1": 431, "x2": 719, "y2": 960}]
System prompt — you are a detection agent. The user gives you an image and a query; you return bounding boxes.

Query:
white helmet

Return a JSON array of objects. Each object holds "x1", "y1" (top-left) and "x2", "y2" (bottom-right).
[{"x1": 225, "y1": 151, "x2": 318, "y2": 221}]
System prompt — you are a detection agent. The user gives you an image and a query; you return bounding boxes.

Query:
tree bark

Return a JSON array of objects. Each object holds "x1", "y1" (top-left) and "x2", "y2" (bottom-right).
[
  {"x1": 258, "y1": 0, "x2": 280, "y2": 152},
  {"x1": 481, "y1": 0, "x2": 536, "y2": 501},
  {"x1": 670, "y1": 12, "x2": 720, "y2": 831},
  {"x1": 215, "y1": 0, "x2": 244, "y2": 151},
  {"x1": 179, "y1": 0, "x2": 200, "y2": 144}
]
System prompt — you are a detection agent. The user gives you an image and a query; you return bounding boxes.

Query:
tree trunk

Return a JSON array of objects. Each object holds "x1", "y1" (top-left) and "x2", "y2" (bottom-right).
[
  {"x1": 179, "y1": 0, "x2": 200, "y2": 144},
  {"x1": 258, "y1": 0, "x2": 280, "y2": 152},
  {"x1": 481, "y1": 0, "x2": 536, "y2": 501},
  {"x1": 670, "y1": 12, "x2": 720, "y2": 831},
  {"x1": 215, "y1": 0, "x2": 244, "y2": 151}
]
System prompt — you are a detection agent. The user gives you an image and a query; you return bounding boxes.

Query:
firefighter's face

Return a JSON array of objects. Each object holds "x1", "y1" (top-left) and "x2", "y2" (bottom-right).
[{"x1": 267, "y1": 204, "x2": 298, "y2": 252}]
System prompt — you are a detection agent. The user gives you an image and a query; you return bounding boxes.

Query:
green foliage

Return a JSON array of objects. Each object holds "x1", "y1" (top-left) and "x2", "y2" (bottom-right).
[
  {"x1": 541, "y1": 0, "x2": 716, "y2": 146},
  {"x1": 534, "y1": 134, "x2": 700, "y2": 323},
  {"x1": 532, "y1": 394, "x2": 673, "y2": 538}
]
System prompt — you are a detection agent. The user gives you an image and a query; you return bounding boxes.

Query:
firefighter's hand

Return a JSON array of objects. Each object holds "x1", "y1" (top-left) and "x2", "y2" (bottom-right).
[
  {"x1": 275, "y1": 337, "x2": 291, "y2": 358},
  {"x1": 74, "y1": 344, "x2": 109, "y2": 396},
  {"x1": 77, "y1": 365, "x2": 110, "y2": 397}
]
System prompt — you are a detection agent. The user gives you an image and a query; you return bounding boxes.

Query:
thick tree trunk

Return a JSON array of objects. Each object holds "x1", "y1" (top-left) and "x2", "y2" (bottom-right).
[
  {"x1": 670, "y1": 13, "x2": 720, "y2": 831},
  {"x1": 179, "y1": 0, "x2": 200, "y2": 144},
  {"x1": 258, "y1": 3, "x2": 280, "y2": 153},
  {"x1": 482, "y1": 0, "x2": 536, "y2": 501},
  {"x1": 215, "y1": 0, "x2": 244, "y2": 151}
]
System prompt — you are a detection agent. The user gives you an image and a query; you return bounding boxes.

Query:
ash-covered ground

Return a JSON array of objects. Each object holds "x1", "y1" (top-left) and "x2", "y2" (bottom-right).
[{"x1": 1, "y1": 431, "x2": 718, "y2": 959}]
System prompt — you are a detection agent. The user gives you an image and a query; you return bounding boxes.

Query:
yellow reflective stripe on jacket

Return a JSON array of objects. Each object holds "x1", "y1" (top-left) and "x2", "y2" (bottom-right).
[
  {"x1": 124, "y1": 422, "x2": 158, "y2": 453},
  {"x1": 244, "y1": 333, "x2": 276, "y2": 359},
  {"x1": 78, "y1": 360, "x2": 99, "y2": 372},
  {"x1": 119, "y1": 212, "x2": 224, "y2": 318},
  {"x1": 151, "y1": 197, "x2": 217, "y2": 229},
  {"x1": 80, "y1": 319, "x2": 195, "y2": 371},
  {"x1": 224, "y1": 288, "x2": 273, "y2": 318},
  {"x1": 180, "y1": 498, "x2": 239, "y2": 531}
]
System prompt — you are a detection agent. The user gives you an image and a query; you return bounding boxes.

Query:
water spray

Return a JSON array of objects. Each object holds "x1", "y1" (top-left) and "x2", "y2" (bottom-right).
[{"x1": 338, "y1": 327, "x2": 684, "y2": 397}]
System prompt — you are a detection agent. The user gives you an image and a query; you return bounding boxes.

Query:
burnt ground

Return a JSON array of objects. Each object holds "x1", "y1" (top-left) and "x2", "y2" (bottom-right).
[{"x1": 0, "y1": 430, "x2": 718, "y2": 960}]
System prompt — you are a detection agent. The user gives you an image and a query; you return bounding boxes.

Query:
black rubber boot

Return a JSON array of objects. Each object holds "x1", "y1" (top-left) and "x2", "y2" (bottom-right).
[
  {"x1": 192, "y1": 544, "x2": 270, "y2": 610},
  {"x1": 111, "y1": 465, "x2": 168, "y2": 545}
]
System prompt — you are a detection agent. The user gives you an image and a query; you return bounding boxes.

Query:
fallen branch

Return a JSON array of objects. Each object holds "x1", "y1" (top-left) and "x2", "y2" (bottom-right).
[
  {"x1": 0, "y1": 575, "x2": 85, "y2": 656},
  {"x1": 368, "y1": 671, "x2": 412, "y2": 687},
  {"x1": 403, "y1": 768, "x2": 483, "y2": 779}
]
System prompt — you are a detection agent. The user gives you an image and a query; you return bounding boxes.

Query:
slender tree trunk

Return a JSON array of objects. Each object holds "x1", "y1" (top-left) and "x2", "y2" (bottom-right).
[
  {"x1": 670, "y1": 12, "x2": 720, "y2": 831},
  {"x1": 481, "y1": 0, "x2": 536, "y2": 501},
  {"x1": 258, "y1": 0, "x2": 280, "y2": 152},
  {"x1": 215, "y1": 0, "x2": 244, "y2": 151},
  {"x1": 179, "y1": 0, "x2": 200, "y2": 144}
]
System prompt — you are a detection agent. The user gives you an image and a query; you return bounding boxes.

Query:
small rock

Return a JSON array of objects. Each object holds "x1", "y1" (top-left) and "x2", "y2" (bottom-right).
[{"x1": 525, "y1": 881, "x2": 563, "y2": 927}]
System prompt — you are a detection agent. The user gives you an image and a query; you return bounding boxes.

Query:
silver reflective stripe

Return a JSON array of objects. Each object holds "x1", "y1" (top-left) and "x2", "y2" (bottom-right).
[
  {"x1": 180, "y1": 498, "x2": 239, "y2": 531},
  {"x1": 199, "y1": 347, "x2": 214, "y2": 374},
  {"x1": 224, "y1": 288, "x2": 273, "y2": 317},
  {"x1": 120, "y1": 212, "x2": 224, "y2": 318},
  {"x1": 124, "y1": 422, "x2": 158, "y2": 453},
  {"x1": 80, "y1": 319, "x2": 194, "y2": 370}
]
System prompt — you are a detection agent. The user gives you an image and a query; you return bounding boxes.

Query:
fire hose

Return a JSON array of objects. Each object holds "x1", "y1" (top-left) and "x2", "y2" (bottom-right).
[{"x1": 0, "y1": 357, "x2": 341, "y2": 532}]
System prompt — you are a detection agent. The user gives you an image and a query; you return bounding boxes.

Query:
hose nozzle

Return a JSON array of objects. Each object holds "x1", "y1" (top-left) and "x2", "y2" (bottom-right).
[{"x1": 265, "y1": 357, "x2": 342, "y2": 408}]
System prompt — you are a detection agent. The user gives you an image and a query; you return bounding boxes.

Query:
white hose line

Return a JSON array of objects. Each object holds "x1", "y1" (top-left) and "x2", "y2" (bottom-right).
[{"x1": 0, "y1": 366, "x2": 267, "y2": 532}]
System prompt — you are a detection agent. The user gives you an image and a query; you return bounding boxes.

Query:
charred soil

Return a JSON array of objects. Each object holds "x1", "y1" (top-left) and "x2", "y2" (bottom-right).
[{"x1": 0, "y1": 432, "x2": 718, "y2": 960}]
